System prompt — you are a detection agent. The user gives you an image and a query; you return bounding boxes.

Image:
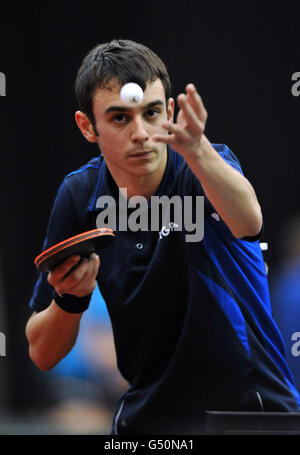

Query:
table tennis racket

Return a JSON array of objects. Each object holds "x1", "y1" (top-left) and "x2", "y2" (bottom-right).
[{"x1": 34, "y1": 228, "x2": 115, "y2": 273}]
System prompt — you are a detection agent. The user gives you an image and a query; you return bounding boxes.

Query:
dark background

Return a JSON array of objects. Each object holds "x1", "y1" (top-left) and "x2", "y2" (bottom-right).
[{"x1": 0, "y1": 1, "x2": 299, "y2": 416}]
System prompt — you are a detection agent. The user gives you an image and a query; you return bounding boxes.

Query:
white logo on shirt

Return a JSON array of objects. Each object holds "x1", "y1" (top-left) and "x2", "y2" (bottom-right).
[
  {"x1": 211, "y1": 212, "x2": 220, "y2": 221},
  {"x1": 158, "y1": 222, "x2": 179, "y2": 240}
]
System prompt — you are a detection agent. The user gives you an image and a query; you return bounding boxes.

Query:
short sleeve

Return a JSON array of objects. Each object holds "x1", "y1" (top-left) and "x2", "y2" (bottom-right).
[{"x1": 215, "y1": 143, "x2": 244, "y2": 174}]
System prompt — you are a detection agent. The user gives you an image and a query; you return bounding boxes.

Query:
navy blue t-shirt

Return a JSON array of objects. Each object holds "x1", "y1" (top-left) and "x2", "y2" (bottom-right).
[{"x1": 30, "y1": 144, "x2": 300, "y2": 434}]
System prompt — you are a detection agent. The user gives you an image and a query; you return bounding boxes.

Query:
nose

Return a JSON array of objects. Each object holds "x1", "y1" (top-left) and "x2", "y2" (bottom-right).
[{"x1": 130, "y1": 116, "x2": 150, "y2": 144}]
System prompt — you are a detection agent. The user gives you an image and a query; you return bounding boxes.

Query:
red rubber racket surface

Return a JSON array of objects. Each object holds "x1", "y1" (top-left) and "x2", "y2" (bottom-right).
[{"x1": 34, "y1": 228, "x2": 115, "y2": 272}]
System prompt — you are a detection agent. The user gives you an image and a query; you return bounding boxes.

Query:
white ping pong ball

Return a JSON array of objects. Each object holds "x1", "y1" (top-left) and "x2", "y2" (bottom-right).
[{"x1": 120, "y1": 83, "x2": 144, "y2": 106}]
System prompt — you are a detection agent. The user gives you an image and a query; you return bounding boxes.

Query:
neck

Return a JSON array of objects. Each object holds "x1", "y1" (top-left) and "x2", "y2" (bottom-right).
[{"x1": 111, "y1": 151, "x2": 167, "y2": 200}]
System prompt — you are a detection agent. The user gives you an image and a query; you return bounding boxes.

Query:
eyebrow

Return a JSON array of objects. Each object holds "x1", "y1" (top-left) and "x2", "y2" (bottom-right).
[{"x1": 104, "y1": 99, "x2": 164, "y2": 115}]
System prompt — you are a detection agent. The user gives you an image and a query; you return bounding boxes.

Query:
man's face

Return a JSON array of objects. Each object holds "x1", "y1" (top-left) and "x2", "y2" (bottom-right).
[{"x1": 89, "y1": 79, "x2": 174, "y2": 188}]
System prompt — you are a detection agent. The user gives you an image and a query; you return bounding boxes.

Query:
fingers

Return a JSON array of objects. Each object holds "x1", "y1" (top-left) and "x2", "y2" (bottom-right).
[
  {"x1": 48, "y1": 253, "x2": 100, "y2": 297},
  {"x1": 176, "y1": 85, "x2": 207, "y2": 136},
  {"x1": 48, "y1": 255, "x2": 81, "y2": 284},
  {"x1": 153, "y1": 121, "x2": 187, "y2": 144},
  {"x1": 153, "y1": 84, "x2": 208, "y2": 151},
  {"x1": 185, "y1": 84, "x2": 207, "y2": 122},
  {"x1": 177, "y1": 94, "x2": 200, "y2": 135}
]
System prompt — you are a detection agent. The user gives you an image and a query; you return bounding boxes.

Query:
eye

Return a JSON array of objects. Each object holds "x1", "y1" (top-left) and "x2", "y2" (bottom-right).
[
  {"x1": 144, "y1": 108, "x2": 160, "y2": 119},
  {"x1": 112, "y1": 113, "x2": 127, "y2": 123}
]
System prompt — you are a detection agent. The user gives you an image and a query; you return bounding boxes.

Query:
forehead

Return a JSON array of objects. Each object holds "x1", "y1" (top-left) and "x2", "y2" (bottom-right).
[{"x1": 93, "y1": 78, "x2": 166, "y2": 113}]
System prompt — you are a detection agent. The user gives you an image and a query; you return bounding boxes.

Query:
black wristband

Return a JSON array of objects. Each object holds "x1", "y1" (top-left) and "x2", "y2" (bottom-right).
[{"x1": 53, "y1": 290, "x2": 92, "y2": 313}]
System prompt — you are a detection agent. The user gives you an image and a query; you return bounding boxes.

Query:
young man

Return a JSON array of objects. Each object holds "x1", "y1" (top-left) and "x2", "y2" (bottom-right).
[{"x1": 26, "y1": 39, "x2": 300, "y2": 434}]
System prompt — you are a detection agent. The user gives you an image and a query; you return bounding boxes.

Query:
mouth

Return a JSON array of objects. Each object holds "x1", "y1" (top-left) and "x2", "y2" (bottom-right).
[{"x1": 129, "y1": 150, "x2": 154, "y2": 158}]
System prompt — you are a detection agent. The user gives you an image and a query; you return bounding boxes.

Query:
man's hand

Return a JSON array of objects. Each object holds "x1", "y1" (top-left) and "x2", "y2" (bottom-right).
[
  {"x1": 153, "y1": 83, "x2": 208, "y2": 158},
  {"x1": 48, "y1": 253, "x2": 100, "y2": 297}
]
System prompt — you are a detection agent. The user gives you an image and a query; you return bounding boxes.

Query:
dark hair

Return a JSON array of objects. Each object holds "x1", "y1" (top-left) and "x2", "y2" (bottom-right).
[{"x1": 74, "y1": 39, "x2": 172, "y2": 134}]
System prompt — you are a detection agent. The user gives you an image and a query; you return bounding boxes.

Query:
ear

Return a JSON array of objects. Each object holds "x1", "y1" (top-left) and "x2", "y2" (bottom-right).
[
  {"x1": 74, "y1": 111, "x2": 98, "y2": 143},
  {"x1": 167, "y1": 98, "x2": 175, "y2": 122}
]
